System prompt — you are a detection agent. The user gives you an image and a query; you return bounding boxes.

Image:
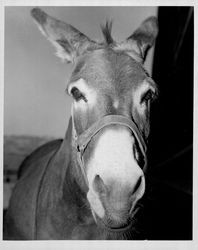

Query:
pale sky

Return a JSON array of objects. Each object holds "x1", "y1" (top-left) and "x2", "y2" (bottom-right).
[{"x1": 4, "y1": 6, "x2": 157, "y2": 138}]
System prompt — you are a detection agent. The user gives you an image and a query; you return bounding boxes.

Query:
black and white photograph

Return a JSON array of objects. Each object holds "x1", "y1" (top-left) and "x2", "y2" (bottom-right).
[{"x1": 1, "y1": 0, "x2": 197, "y2": 249}]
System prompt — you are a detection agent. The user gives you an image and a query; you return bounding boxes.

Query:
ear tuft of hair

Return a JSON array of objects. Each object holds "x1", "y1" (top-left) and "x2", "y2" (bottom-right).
[{"x1": 100, "y1": 20, "x2": 114, "y2": 45}]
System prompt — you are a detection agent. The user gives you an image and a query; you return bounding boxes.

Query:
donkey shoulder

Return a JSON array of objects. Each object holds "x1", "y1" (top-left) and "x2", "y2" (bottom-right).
[
  {"x1": 4, "y1": 139, "x2": 63, "y2": 240},
  {"x1": 18, "y1": 139, "x2": 63, "y2": 178}
]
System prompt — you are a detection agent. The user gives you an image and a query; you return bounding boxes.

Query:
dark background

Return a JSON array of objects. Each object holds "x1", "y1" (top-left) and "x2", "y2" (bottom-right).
[{"x1": 145, "y1": 7, "x2": 193, "y2": 240}]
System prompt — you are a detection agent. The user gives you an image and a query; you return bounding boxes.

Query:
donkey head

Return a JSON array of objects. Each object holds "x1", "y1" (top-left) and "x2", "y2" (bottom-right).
[{"x1": 31, "y1": 8, "x2": 158, "y2": 230}]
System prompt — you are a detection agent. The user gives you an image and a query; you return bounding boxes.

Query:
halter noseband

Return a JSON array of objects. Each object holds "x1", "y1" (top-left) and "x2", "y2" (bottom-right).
[{"x1": 73, "y1": 115, "x2": 147, "y2": 187}]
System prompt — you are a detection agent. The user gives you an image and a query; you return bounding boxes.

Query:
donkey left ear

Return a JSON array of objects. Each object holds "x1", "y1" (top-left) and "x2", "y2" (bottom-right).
[
  {"x1": 31, "y1": 8, "x2": 97, "y2": 63},
  {"x1": 126, "y1": 16, "x2": 158, "y2": 62}
]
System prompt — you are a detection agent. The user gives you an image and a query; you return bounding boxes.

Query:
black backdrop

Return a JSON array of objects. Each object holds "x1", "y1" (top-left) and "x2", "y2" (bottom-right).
[{"x1": 145, "y1": 7, "x2": 193, "y2": 240}]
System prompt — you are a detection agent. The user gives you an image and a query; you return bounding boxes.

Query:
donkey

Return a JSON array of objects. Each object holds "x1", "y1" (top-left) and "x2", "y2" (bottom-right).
[{"x1": 4, "y1": 8, "x2": 158, "y2": 240}]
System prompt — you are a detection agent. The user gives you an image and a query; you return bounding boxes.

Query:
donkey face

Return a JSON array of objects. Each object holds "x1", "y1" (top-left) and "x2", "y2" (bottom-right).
[{"x1": 31, "y1": 8, "x2": 158, "y2": 229}]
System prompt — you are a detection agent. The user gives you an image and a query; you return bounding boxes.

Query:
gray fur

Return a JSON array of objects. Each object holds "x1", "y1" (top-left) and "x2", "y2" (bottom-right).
[{"x1": 4, "y1": 8, "x2": 158, "y2": 240}]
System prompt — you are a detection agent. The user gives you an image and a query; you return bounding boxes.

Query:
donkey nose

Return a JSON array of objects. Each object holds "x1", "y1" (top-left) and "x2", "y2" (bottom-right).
[{"x1": 93, "y1": 173, "x2": 145, "y2": 201}]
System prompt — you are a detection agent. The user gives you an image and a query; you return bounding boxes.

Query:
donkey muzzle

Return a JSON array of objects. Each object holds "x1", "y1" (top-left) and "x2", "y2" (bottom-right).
[
  {"x1": 92, "y1": 174, "x2": 145, "y2": 226},
  {"x1": 74, "y1": 115, "x2": 147, "y2": 187}
]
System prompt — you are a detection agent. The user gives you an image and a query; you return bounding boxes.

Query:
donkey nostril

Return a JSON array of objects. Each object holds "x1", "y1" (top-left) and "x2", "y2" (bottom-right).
[
  {"x1": 93, "y1": 175, "x2": 107, "y2": 194},
  {"x1": 130, "y1": 176, "x2": 145, "y2": 201},
  {"x1": 132, "y1": 177, "x2": 142, "y2": 195}
]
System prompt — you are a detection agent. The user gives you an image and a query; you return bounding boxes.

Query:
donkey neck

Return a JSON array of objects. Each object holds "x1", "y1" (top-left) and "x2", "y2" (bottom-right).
[{"x1": 61, "y1": 117, "x2": 88, "y2": 200}]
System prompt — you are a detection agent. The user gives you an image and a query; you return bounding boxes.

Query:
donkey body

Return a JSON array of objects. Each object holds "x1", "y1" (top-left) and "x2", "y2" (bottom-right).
[{"x1": 4, "y1": 8, "x2": 158, "y2": 240}]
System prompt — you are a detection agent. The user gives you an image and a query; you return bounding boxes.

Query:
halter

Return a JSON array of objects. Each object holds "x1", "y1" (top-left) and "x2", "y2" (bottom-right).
[{"x1": 73, "y1": 115, "x2": 147, "y2": 187}]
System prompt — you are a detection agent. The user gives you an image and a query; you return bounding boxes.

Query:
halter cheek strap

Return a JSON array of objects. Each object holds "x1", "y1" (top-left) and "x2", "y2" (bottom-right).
[{"x1": 73, "y1": 115, "x2": 147, "y2": 187}]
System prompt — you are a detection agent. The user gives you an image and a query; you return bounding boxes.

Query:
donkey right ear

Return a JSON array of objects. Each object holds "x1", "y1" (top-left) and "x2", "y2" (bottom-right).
[
  {"x1": 120, "y1": 16, "x2": 158, "y2": 63},
  {"x1": 31, "y1": 8, "x2": 97, "y2": 63}
]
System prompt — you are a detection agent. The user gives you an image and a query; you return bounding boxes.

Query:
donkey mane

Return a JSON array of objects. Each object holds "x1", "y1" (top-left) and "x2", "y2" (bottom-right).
[{"x1": 100, "y1": 20, "x2": 114, "y2": 45}]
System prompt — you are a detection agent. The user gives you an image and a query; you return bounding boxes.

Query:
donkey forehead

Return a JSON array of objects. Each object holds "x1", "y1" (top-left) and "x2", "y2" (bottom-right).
[{"x1": 69, "y1": 48, "x2": 148, "y2": 92}]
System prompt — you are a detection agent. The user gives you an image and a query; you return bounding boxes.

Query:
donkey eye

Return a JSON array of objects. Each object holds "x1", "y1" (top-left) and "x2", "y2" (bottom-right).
[
  {"x1": 141, "y1": 89, "x2": 154, "y2": 104},
  {"x1": 70, "y1": 87, "x2": 87, "y2": 102}
]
